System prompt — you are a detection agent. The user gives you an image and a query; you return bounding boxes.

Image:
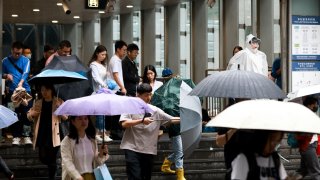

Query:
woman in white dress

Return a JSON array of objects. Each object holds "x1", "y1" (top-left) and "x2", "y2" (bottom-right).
[
  {"x1": 88, "y1": 45, "x2": 112, "y2": 142},
  {"x1": 142, "y1": 65, "x2": 163, "y2": 93}
]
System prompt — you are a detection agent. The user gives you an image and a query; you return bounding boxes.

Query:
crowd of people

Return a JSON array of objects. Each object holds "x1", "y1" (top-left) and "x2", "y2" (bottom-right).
[{"x1": 0, "y1": 34, "x2": 318, "y2": 180}]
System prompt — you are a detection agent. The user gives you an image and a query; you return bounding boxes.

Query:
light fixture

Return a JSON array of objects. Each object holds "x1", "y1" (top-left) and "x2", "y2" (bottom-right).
[
  {"x1": 62, "y1": 0, "x2": 71, "y2": 14},
  {"x1": 17, "y1": 28, "x2": 22, "y2": 30},
  {"x1": 73, "y1": 16, "x2": 80, "y2": 19},
  {"x1": 99, "y1": 11, "x2": 105, "y2": 14},
  {"x1": 11, "y1": 14, "x2": 18, "y2": 17},
  {"x1": 52, "y1": 20, "x2": 59, "y2": 23},
  {"x1": 33, "y1": 9, "x2": 40, "y2": 12},
  {"x1": 57, "y1": 3, "x2": 63, "y2": 6},
  {"x1": 126, "y1": 5, "x2": 133, "y2": 8}
]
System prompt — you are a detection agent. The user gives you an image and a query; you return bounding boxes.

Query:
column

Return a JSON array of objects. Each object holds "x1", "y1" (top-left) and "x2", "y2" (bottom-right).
[
  {"x1": 101, "y1": 17, "x2": 114, "y2": 55},
  {"x1": 120, "y1": 13, "x2": 133, "y2": 44},
  {"x1": 192, "y1": 0, "x2": 208, "y2": 83},
  {"x1": 64, "y1": 23, "x2": 83, "y2": 60},
  {"x1": 141, "y1": 9, "x2": 156, "y2": 68},
  {"x1": 165, "y1": 4, "x2": 180, "y2": 75},
  {"x1": 83, "y1": 19, "x2": 101, "y2": 64}
]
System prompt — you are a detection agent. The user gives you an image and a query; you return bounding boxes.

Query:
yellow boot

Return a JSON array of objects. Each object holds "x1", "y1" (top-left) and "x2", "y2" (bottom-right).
[
  {"x1": 176, "y1": 168, "x2": 186, "y2": 180},
  {"x1": 161, "y1": 158, "x2": 176, "y2": 174}
]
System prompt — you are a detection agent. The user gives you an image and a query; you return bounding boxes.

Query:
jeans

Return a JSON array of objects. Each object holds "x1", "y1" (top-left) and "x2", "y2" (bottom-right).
[
  {"x1": 124, "y1": 149, "x2": 154, "y2": 180},
  {"x1": 8, "y1": 91, "x2": 32, "y2": 138},
  {"x1": 167, "y1": 135, "x2": 184, "y2": 169},
  {"x1": 95, "y1": 115, "x2": 105, "y2": 132}
]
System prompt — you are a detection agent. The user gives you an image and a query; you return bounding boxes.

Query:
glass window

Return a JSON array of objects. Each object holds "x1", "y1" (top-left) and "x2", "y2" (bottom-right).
[
  {"x1": 274, "y1": 0, "x2": 281, "y2": 55},
  {"x1": 133, "y1": 11, "x2": 141, "y2": 75},
  {"x1": 155, "y1": 7, "x2": 165, "y2": 76},
  {"x1": 239, "y1": 0, "x2": 252, "y2": 47},
  {"x1": 180, "y1": 2, "x2": 191, "y2": 78},
  {"x1": 207, "y1": 0, "x2": 220, "y2": 69},
  {"x1": 112, "y1": 15, "x2": 120, "y2": 53}
]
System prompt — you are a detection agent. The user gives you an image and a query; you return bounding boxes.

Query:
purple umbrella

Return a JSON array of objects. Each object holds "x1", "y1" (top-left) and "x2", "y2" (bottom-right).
[{"x1": 54, "y1": 89, "x2": 153, "y2": 116}]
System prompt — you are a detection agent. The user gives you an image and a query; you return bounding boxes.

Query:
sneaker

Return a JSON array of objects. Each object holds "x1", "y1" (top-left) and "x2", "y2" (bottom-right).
[
  {"x1": 103, "y1": 136, "x2": 113, "y2": 142},
  {"x1": 23, "y1": 137, "x2": 32, "y2": 145},
  {"x1": 12, "y1": 137, "x2": 20, "y2": 146},
  {"x1": 96, "y1": 135, "x2": 103, "y2": 143}
]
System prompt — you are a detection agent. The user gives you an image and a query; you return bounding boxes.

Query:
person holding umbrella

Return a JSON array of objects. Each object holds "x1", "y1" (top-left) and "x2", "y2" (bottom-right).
[
  {"x1": 27, "y1": 83, "x2": 68, "y2": 180},
  {"x1": 120, "y1": 83, "x2": 180, "y2": 180},
  {"x1": 61, "y1": 115, "x2": 109, "y2": 180},
  {"x1": 88, "y1": 45, "x2": 113, "y2": 143},
  {"x1": 295, "y1": 96, "x2": 320, "y2": 179}
]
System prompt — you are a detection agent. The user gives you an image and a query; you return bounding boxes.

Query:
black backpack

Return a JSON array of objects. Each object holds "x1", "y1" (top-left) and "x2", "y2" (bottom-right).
[{"x1": 225, "y1": 151, "x2": 281, "y2": 180}]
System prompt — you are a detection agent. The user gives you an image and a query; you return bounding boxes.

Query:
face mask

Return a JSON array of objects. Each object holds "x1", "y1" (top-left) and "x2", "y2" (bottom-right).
[
  {"x1": 312, "y1": 107, "x2": 318, "y2": 113},
  {"x1": 25, "y1": 54, "x2": 32, "y2": 59}
]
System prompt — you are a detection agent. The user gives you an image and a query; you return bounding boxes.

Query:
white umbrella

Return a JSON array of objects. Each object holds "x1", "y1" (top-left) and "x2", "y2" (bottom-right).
[
  {"x1": 179, "y1": 81, "x2": 202, "y2": 158},
  {"x1": 0, "y1": 105, "x2": 18, "y2": 129},
  {"x1": 206, "y1": 99, "x2": 320, "y2": 134},
  {"x1": 286, "y1": 84, "x2": 320, "y2": 102}
]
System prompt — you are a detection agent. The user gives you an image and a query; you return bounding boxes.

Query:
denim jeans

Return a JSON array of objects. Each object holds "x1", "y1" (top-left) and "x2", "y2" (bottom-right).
[
  {"x1": 95, "y1": 115, "x2": 105, "y2": 132},
  {"x1": 167, "y1": 135, "x2": 183, "y2": 169}
]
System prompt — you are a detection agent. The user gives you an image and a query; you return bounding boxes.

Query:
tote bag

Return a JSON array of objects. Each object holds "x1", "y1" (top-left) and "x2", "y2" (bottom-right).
[{"x1": 94, "y1": 164, "x2": 113, "y2": 180}]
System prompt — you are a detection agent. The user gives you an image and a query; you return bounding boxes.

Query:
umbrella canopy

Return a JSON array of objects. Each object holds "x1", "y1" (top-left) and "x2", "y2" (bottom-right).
[
  {"x1": 179, "y1": 81, "x2": 202, "y2": 158},
  {"x1": 207, "y1": 99, "x2": 320, "y2": 134},
  {"x1": 0, "y1": 105, "x2": 18, "y2": 129},
  {"x1": 28, "y1": 69, "x2": 87, "y2": 84},
  {"x1": 286, "y1": 84, "x2": 320, "y2": 102},
  {"x1": 189, "y1": 70, "x2": 286, "y2": 99},
  {"x1": 54, "y1": 91, "x2": 153, "y2": 116},
  {"x1": 151, "y1": 78, "x2": 202, "y2": 158},
  {"x1": 44, "y1": 55, "x2": 93, "y2": 100}
]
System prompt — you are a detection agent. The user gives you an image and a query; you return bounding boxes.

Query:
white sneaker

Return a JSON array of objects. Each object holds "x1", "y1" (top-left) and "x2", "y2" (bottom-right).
[
  {"x1": 23, "y1": 137, "x2": 32, "y2": 145},
  {"x1": 96, "y1": 135, "x2": 103, "y2": 143},
  {"x1": 12, "y1": 137, "x2": 21, "y2": 146},
  {"x1": 103, "y1": 136, "x2": 113, "y2": 142}
]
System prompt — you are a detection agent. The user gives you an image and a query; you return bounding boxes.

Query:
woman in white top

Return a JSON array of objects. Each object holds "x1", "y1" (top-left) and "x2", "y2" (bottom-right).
[
  {"x1": 88, "y1": 45, "x2": 112, "y2": 142},
  {"x1": 142, "y1": 65, "x2": 163, "y2": 93},
  {"x1": 61, "y1": 116, "x2": 109, "y2": 180},
  {"x1": 231, "y1": 130, "x2": 287, "y2": 180}
]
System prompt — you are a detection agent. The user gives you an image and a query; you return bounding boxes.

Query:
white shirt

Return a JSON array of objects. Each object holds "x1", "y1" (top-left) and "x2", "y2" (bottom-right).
[
  {"x1": 108, "y1": 54, "x2": 124, "y2": 88},
  {"x1": 120, "y1": 104, "x2": 172, "y2": 155},
  {"x1": 90, "y1": 61, "x2": 108, "y2": 92},
  {"x1": 231, "y1": 153, "x2": 287, "y2": 180},
  {"x1": 73, "y1": 135, "x2": 95, "y2": 174},
  {"x1": 152, "y1": 80, "x2": 163, "y2": 93}
]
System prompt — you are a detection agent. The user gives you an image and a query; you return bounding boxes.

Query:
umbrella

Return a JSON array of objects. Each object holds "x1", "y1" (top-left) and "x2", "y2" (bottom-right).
[
  {"x1": 207, "y1": 99, "x2": 320, "y2": 134},
  {"x1": 54, "y1": 90, "x2": 153, "y2": 116},
  {"x1": 189, "y1": 70, "x2": 286, "y2": 99},
  {"x1": 0, "y1": 105, "x2": 18, "y2": 129},
  {"x1": 28, "y1": 69, "x2": 87, "y2": 84},
  {"x1": 44, "y1": 55, "x2": 94, "y2": 100},
  {"x1": 179, "y1": 81, "x2": 202, "y2": 158},
  {"x1": 286, "y1": 84, "x2": 320, "y2": 102},
  {"x1": 151, "y1": 78, "x2": 202, "y2": 158}
]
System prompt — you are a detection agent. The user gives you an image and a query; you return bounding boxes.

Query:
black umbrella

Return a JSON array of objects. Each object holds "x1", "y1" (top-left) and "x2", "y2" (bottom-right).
[{"x1": 43, "y1": 55, "x2": 93, "y2": 100}]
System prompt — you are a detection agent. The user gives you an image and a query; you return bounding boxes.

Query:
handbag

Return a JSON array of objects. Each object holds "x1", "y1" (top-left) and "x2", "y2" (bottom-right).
[{"x1": 93, "y1": 164, "x2": 113, "y2": 180}]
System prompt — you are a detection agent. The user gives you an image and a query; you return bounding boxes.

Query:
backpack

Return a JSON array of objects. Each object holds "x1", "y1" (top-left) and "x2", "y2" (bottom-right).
[
  {"x1": 287, "y1": 133, "x2": 299, "y2": 148},
  {"x1": 225, "y1": 152, "x2": 280, "y2": 180}
]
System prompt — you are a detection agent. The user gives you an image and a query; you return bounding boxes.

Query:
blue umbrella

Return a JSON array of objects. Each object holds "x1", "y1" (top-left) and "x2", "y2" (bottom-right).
[
  {"x1": 0, "y1": 105, "x2": 18, "y2": 129},
  {"x1": 28, "y1": 69, "x2": 87, "y2": 85}
]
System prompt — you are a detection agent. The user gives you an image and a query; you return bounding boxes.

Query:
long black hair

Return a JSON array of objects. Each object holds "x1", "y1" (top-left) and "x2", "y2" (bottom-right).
[
  {"x1": 88, "y1": 45, "x2": 108, "y2": 66},
  {"x1": 68, "y1": 116, "x2": 96, "y2": 144},
  {"x1": 142, "y1": 65, "x2": 157, "y2": 84}
]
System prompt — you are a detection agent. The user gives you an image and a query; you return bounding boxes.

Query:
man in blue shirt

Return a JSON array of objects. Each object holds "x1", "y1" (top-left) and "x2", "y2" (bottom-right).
[{"x1": 2, "y1": 41, "x2": 32, "y2": 146}]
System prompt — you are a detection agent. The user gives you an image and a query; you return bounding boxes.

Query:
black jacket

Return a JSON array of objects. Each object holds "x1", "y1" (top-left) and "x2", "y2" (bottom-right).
[{"x1": 122, "y1": 56, "x2": 140, "y2": 96}]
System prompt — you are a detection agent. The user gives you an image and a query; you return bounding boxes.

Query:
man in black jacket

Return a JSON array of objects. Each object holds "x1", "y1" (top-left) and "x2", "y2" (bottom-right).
[{"x1": 122, "y1": 43, "x2": 140, "y2": 97}]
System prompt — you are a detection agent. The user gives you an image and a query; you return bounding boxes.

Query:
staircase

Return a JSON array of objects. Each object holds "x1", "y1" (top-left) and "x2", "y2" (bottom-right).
[{"x1": 0, "y1": 133, "x2": 303, "y2": 180}]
